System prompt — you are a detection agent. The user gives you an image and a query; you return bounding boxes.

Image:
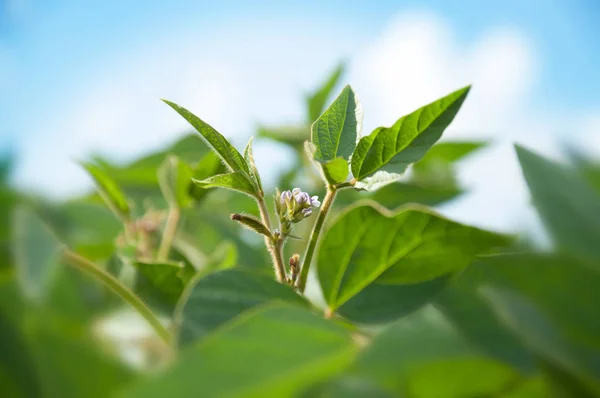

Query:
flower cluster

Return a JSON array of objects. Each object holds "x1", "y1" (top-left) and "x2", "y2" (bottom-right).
[{"x1": 275, "y1": 188, "x2": 320, "y2": 235}]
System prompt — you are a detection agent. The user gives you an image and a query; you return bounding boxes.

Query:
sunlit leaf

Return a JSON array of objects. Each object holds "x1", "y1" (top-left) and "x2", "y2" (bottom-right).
[
  {"x1": 243, "y1": 136, "x2": 263, "y2": 196},
  {"x1": 162, "y1": 100, "x2": 250, "y2": 175},
  {"x1": 125, "y1": 305, "x2": 357, "y2": 398},
  {"x1": 318, "y1": 202, "x2": 510, "y2": 310},
  {"x1": 311, "y1": 85, "x2": 362, "y2": 162},
  {"x1": 320, "y1": 157, "x2": 349, "y2": 185},
  {"x1": 351, "y1": 86, "x2": 470, "y2": 180},
  {"x1": 80, "y1": 162, "x2": 131, "y2": 220},
  {"x1": 193, "y1": 172, "x2": 258, "y2": 198}
]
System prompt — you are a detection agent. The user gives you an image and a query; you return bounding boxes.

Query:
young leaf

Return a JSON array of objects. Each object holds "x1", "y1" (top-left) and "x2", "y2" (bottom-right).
[
  {"x1": 351, "y1": 86, "x2": 470, "y2": 181},
  {"x1": 176, "y1": 268, "x2": 308, "y2": 346},
  {"x1": 307, "y1": 62, "x2": 345, "y2": 122},
  {"x1": 124, "y1": 304, "x2": 357, "y2": 398},
  {"x1": 353, "y1": 170, "x2": 402, "y2": 192},
  {"x1": 80, "y1": 162, "x2": 131, "y2": 220},
  {"x1": 311, "y1": 85, "x2": 362, "y2": 162},
  {"x1": 320, "y1": 157, "x2": 349, "y2": 185},
  {"x1": 243, "y1": 136, "x2": 263, "y2": 196},
  {"x1": 515, "y1": 145, "x2": 600, "y2": 267},
  {"x1": 317, "y1": 202, "x2": 510, "y2": 311},
  {"x1": 12, "y1": 206, "x2": 63, "y2": 302},
  {"x1": 192, "y1": 172, "x2": 258, "y2": 198},
  {"x1": 188, "y1": 151, "x2": 226, "y2": 202},
  {"x1": 158, "y1": 156, "x2": 194, "y2": 208},
  {"x1": 161, "y1": 99, "x2": 250, "y2": 175}
]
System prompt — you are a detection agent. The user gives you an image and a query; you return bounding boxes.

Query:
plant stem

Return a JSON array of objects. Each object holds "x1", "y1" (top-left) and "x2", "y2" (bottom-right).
[
  {"x1": 256, "y1": 197, "x2": 286, "y2": 282},
  {"x1": 158, "y1": 207, "x2": 180, "y2": 261},
  {"x1": 296, "y1": 187, "x2": 337, "y2": 292},
  {"x1": 62, "y1": 249, "x2": 171, "y2": 344}
]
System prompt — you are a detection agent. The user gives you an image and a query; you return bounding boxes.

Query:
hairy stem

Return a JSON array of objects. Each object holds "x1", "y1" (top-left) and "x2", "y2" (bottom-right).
[
  {"x1": 62, "y1": 249, "x2": 171, "y2": 344},
  {"x1": 257, "y1": 197, "x2": 286, "y2": 282},
  {"x1": 157, "y1": 207, "x2": 180, "y2": 261},
  {"x1": 297, "y1": 187, "x2": 337, "y2": 292}
]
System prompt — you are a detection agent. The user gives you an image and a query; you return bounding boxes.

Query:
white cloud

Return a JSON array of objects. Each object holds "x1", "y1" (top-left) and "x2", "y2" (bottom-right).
[
  {"x1": 13, "y1": 21, "x2": 360, "y2": 197},
  {"x1": 347, "y1": 10, "x2": 568, "y2": 237}
]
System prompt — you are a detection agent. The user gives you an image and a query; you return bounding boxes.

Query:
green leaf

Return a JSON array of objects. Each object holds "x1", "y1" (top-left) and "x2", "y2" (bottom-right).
[
  {"x1": 434, "y1": 267, "x2": 536, "y2": 373},
  {"x1": 337, "y1": 181, "x2": 464, "y2": 210},
  {"x1": 351, "y1": 86, "x2": 470, "y2": 180},
  {"x1": 413, "y1": 141, "x2": 485, "y2": 173},
  {"x1": 320, "y1": 157, "x2": 349, "y2": 185},
  {"x1": 317, "y1": 202, "x2": 510, "y2": 310},
  {"x1": 353, "y1": 170, "x2": 402, "y2": 192},
  {"x1": 12, "y1": 206, "x2": 63, "y2": 302},
  {"x1": 133, "y1": 260, "x2": 188, "y2": 301},
  {"x1": 311, "y1": 85, "x2": 362, "y2": 162},
  {"x1": 158, "y1": 156, "x2": 194, "y2": 208},
  {"x1": 347, "y1": 305, "x2": 485, "y2": 394},
  {"x1": 176, "y1": 268, "x2": 308, "y2": 346},
  {"x1": 406, "y1": 358, "x2": 521, "y2": 398},
  {"x1": 28, "y1": 316, "x2": 136, "y2": 398},
  {"x1": 481, "y1": 286, "x2": 600, "y2": 388},
  {"x1": 124, "y1": 304, "x2": 357, "y2": 398},
  {"x1": 0, "y1": 278, "x2": 42, "y2": 398},
  {"x1": 162, "y1": 99, "x2": 250, "y2": 175},
  {"x1": 465, "y1": 253, "x2": 600, "y2": 381},
  {"x1": 80, "y1": 162, "x2": 131, "y2": 220},
  {"x1": 515, "y1": 145, "x2": 600, "y2": 267},
  {"x1": 257, "y1": 125, "x2": 308, "y2": 148},
  {"x1": 193, "y1": 172, "x2": 258, "y2": 198},
  {"x1": 188, "y1": 151, "x2": 226, "y2": 202},
  {"x1": 307, "y1": 62, "x2": 345, "y2": 122},
  {"x1": 243, "y1": 136, "x2": 263, "y2": 196},
  {"x1": 337, "y1": 275, "x2": 451, "y2": 325}
]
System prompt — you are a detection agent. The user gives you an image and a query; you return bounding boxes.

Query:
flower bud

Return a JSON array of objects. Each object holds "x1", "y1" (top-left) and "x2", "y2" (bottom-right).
[
  {"x1": 280, "y1": 190, "x2": 292, "y2": 207},
  {"x1": 230, "y1": 213, "x2": 272, "y2": 238}
]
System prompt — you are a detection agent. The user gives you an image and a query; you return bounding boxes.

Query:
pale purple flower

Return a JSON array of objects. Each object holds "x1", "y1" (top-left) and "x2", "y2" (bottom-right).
[
  {"x1": 296, "y1": 192, "x2": 311, "y2": 205},
  {"x1": 311, "y1": 196, "x2": 321, "y2": 208},
  {"x1": 292, "y1": 187, "x2": 302, "y2": 195},
  {"x1": 301, "y1": 208, "x2": 312, "y2": 217},
  {"x1": 280, "y1": 190, "x2": 292, "y2": 205}
]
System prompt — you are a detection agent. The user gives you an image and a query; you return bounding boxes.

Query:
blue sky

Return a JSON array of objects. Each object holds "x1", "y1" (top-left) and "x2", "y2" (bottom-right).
[{"x1": 1, "y1": 0, "x2": 600, "y2": 232}]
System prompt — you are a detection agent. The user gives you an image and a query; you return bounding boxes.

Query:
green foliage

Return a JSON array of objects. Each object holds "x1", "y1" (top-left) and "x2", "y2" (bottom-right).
[
  {"x1": 192, "y1": 171, "x2": 258, "y2": 198},
  {"x1": 176, "y1": 268, "x2": 308, "y2": 346},
  {"x1": 12, "y1": 207, "x2": 63, "y2": 302},
  {"x1": 307, "y1": 63, "x2": 345, "y2": 123},
  {"x1": 158, "y1": 156, "x2": 194, "y2": 208},
  {"x1": 4, "y1": 65, "x2": 600, "y2": 397},
  {"x1": 317, "y1": 202, "x2": 510, "y2": 311},
  {"x1": 81, "y1": 162, "x2": 131, "y2": 220},
  {"x1": 311, "y1": 85, "x2": 361, "y2": 162},
  {"x1": 162, "y1": 100, "x2": 250, "y2": 176},
  {"x1": 124, "y1": 305, "x2": 357, "y2": 398},
  {"x1": 516, "y1": 145, "x2": 600, "y2": 267},
  {"x1": 351, "y1": 86, "x2": 471, "y2": 182}
]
